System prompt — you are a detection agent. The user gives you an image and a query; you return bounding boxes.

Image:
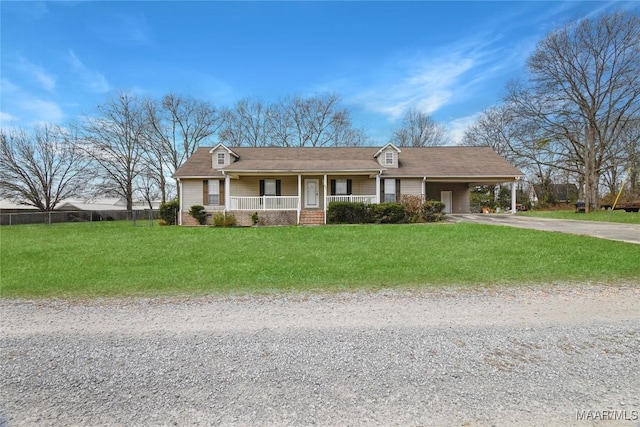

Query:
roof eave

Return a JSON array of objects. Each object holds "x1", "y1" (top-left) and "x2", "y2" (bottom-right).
[{"x1": 221, "y1": 168, "x2": 383, "y2": 174}]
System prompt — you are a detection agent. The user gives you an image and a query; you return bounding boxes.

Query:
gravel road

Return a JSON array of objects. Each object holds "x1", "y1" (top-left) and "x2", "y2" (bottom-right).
[{"x1": 1, "y1": 285, "x2": 639, "y2": 426}]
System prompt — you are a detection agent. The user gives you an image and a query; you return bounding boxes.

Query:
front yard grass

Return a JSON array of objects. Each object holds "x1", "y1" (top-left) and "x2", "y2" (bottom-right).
[
  {"x1": 1, "y1": 221, "x2": 638, "y2": 298},
  {"x1": 520, "y1": 209, "x2": 640, "y2": 224}
]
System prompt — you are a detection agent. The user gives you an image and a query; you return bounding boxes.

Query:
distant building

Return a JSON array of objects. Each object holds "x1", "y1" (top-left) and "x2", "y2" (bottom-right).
[{"x1": 533, "y1": 183, "x2": 579, "y2": 204}]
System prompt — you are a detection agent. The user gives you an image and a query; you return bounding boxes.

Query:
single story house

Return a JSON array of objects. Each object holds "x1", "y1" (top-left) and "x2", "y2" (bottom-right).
[{"x1": 173, "y1": 143, "x2": 524, "y2": 226}]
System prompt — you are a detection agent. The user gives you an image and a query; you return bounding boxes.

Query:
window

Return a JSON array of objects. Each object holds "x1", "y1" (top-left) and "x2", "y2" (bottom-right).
[
  {"x1": 385, "y1": 151, "x2": 393, "y2": 165},
  {"x1": 384, "y1": 178, "x2": 396, "y2": 203},
  {"x1": 330, "y1": 179, "x2": 352, "y2": 195},
  {"x1": 208, "y1": 179, "x2": 220, "y2": 205},
  {"x1": 260, "y1": 179, "x2": 281, "y2": 196},
  {"x1": 264, "y1": 179, "x2": 277, "y2": 196},
  {"x1": 217, "y1": 152, "x2": 225, "y2": 165}
]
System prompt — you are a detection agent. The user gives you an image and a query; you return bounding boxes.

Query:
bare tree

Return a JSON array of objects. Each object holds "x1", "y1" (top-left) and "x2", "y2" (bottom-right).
[
  {"x1": 282, "y1": 94, "x2": 360, "y2": 147},
  {"x1": 462, "y1": 105, "x2": 516, "y2": 157},
  {"x1": 462, "y1": 103, "x2": 572, "y2": 203},
  {"x1": 0, "y1": 124, "x2": 92, "y2": 211},
  {"x1": 390, "y1": 108, "x2": 450, "y2": 147},
  {"x1": 81, "y1": 91, "x2": 147, "y2": 211},
  {"x1": 219, "y1": 98, "x2": 269, "y2": 147},
  {"x1": 219, "y1": 94, "x2": 368, "y2": 147},
  {"x1": 507, "y1": 11, "x2": 640, "y2": 212},
  {"x1": 603, "y1": 116, "x2": 640, "y2": 199},
  {"x1": 144, "y1": 94, "x2": 219, "y2": 201}
]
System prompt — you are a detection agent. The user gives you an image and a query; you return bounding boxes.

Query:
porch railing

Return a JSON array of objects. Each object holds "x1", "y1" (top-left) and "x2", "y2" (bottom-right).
[
  {"x1": 326, "y1": 195, "x2": 377, "y2": 204},
  {"x1": 229, "y1": 196, "x2": 299, "y2": 211}
]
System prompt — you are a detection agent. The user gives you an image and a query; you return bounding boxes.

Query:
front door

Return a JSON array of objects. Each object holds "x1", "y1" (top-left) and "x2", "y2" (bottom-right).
[
  {"x1": 441, "y1": 191, "x2": 452, "y2": 214},
  {"x1": 305, "y1": 179, "x2": 319, "y2": 208}
]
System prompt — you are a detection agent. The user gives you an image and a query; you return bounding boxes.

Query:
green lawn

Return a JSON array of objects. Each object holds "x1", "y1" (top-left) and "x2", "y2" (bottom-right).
[
  {"x1": 520, "y1": 209, "x2": 640, "y2": 224},
  {"x1": 1, "y1": 221, "x2": 638, "y2": 298}
]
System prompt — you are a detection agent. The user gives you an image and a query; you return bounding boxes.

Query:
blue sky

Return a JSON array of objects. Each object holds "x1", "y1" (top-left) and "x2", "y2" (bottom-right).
[{"x1": 2, "y1": 1, "x2": 638, "y2": 144}]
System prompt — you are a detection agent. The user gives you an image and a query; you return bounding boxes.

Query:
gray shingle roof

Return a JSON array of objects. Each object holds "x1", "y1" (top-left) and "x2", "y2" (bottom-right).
[{"x1": 173, "y1": 146, "x2": 523, "y2": 179}]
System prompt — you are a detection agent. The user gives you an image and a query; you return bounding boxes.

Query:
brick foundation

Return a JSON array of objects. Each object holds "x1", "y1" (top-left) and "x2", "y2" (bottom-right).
[
  {"x1": 181, "y1": 213, "x2": 199, "y2": 226},
  {"x1": 229, "y1": 210, "x2": 297, "y2": 226},
  {"x1": 182, "y1": 210, "x2": 298, "y2": 226}
]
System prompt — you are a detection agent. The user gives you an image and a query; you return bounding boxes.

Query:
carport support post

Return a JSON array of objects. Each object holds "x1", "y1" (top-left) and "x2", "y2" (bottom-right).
[{"x1": 511, "y1": 180, "x2": 517, "y2": 214}]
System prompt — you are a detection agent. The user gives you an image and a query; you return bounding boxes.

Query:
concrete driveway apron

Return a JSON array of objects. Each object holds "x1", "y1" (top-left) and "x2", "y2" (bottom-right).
[{"x1": 450, "y1": 214, "x2": 640, "y2": 245}]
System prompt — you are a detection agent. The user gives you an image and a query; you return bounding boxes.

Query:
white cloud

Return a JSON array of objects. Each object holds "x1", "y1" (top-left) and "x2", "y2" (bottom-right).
[
  {"x1": 18, "y1": 99, "x2": 65, "y2": 124},
  {"x1": 0, "y1": 111, "x2": 20, "y2": 126},
  {"x1": 336, "y1": 34, "x2": 507, "y2": 124},
  {"x1": 0, "y1": 78, "x2": 65, "y2": 125},
  {"x1": 448, "y1": 114, "x2": 481, "y2": 145},
  {"x1": 17, "y1": 58, "x2": 56, "y2": 91},
  {"x1": 1, "y1": 78, "x2": 20, "y2": 94},
  {"x1": 68, "y1": 50, "x2": 110, "y2": 93},
  {"x1": 88, "y1": 12, "x2": 152, "y2": 46}
]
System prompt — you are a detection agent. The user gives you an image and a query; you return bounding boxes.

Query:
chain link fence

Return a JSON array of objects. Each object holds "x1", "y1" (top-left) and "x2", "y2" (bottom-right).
[{"x1": 0, "y1": 210, "x2": 159, "y2": 226}]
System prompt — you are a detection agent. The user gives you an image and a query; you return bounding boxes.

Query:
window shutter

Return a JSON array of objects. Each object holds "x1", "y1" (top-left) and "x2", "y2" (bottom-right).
[
  {"x1": 276, "y1": 180, "x2": 281, "y2": 196},
  {"x1": 346, "y1": 179, "x2": 352, "y2": 195},
  {"x1": 259, "y1": 180, "x2": 265, "y2": 196},
  {"x1": 203, "y1": 180, "x2": 208, "y2": 205},
  {"x1": 330, "y1": 179, "x2": 336, "y2": 195},
  {"x1": 220, "y1": 181, "x2": 225, "y2": 206},
  {"x1": 396, "y1": 179, "x2": 401, "y2": 202}
]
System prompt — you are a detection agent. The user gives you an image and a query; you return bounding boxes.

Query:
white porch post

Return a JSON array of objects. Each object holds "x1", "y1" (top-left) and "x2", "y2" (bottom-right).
[
  {"x1": 376, "y1": 173, "x2": 381, "y2": 204},
  {"x1": 224, "y1": 173, "x2": 231, "y2": 211},
  {"x1": 422, "y1": 177, "x2": 426, "y2": 201},
  {"x1": 178, "y1": 179, "x2": 183, "y2": 225},
  {"x1": 323, "y1": 174, "x2": 328, "y2": 224},
  {"x1": 297, "y1": 174, "x2": 302, "y2": 224},
  {"x1": 511, "y1": 180, "x2": 517, "y2": 214}
]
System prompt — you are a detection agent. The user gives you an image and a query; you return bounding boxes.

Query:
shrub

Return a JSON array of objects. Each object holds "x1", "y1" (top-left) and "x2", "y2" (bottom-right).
[
  {"x1": 327, "y1": 202, "x2": 370, "y2": 224},
  {"x1": 251, "y1": 212, "x2": 260, "y2": 226},
  {"x1": 422, "y1": 200, "x2": 446, "y2": 222},
  {"x1": 189, "y1": 205, "x2": 207, "y2": 225},
  {"x1": 400, "y1": 195, "x2": 426, "y2": 223},
  {"x1": 212, "y1": 212, "x2": 225, "y2": 227},
  {"x1": 159, "y1": 200, "x2": 180, "y2": 225},
  {"x1": 224, "y1": 213, "x2": 236, "y2": 227},
  {"x1": 371, "y1": 203, "x2": 405, "y2": 224},
  {"x1": 213, "y1": 212, "x2": 236, "y2": 227}
]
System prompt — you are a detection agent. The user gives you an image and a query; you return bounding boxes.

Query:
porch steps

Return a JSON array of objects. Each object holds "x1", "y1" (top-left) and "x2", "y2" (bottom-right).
[{"x1": 299, "y1": 210, "x2": 325, "y2": 225}]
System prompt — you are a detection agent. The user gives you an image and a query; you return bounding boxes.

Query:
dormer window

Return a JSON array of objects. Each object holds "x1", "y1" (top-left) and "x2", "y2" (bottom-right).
[
  {"x1": 385, "y1": 152, "x2": 393, "y2": 165},
  {"x1": 217, "y1": 152, "x2": 225, "y2": 165}
]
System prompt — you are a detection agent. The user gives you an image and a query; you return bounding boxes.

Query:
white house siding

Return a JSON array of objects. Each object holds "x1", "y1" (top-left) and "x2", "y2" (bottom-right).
[
  {"x1": 400, "y1": 179, "x2": 423, "y2": 196},
  {"x1": 182, "y1": 179, "x2": 205, "y2": 209},
  {"x1": 356, "y1": 176, "x2": 376, "y2": 195},
  {"x1": 426, "y1": 182, "x2": 471, "y2": 213}
]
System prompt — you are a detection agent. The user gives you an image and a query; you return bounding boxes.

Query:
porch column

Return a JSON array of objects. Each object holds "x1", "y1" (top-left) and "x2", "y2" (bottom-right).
[
  {"x1": 376, "y1": 173, "x2": 381, "y2": 204},
  {"x1": 511, "y1": 180, "x2": 517, "y2": 214},
  {"x1": 297, "y1": 174, "x2": 302, "y2": 224},
  {"x1": 323, "y1": 174, "x2": 328, "y2": 224},
  {"x1": 422, "y1": 177, "x2": 426, "y2": 201},
  {"x1": 225, "y1": 174, "x2": 231, "y2": 211},
  {"x1": 178, "y1": 179, "x2": 183, "y2": 225}
]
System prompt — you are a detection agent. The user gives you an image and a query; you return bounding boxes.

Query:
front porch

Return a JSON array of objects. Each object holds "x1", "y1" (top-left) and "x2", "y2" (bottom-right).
[
  {"x1": 227, "y1": 194, "x2": 377, "y2": 211},
  {"x1": 226, "y1": 194, "x2": 377, "y2": 226}
]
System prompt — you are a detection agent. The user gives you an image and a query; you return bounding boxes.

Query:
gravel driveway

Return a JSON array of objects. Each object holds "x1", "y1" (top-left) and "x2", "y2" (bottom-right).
[{"x1": 1, "y1": 285, "x2": 639, "y2": 426}]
